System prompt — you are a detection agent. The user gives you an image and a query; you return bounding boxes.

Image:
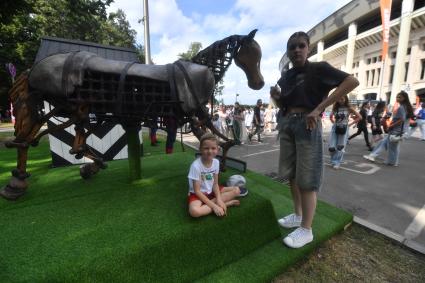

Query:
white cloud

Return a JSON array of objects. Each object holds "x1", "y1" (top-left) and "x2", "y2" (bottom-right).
[{"x1": 108, "y1": 0, "x2": 352, "y2": 104}]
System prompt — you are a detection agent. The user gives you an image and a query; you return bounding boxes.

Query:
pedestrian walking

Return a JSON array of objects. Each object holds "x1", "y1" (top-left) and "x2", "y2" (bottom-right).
[
  {"x1": 405, "y1": 103, "x2": 425, "y2": 140},
  {"x1": 348, "y1": 101, "x2": 373, "y2": 150},
  {"x1": 328, "y1": 95, "x2": 361, "y2": 169},
  {"x1": 248, "y1": 99, "x2": 263, "y2": 142},
  {"x1": 371, "y1": 101, "x2": 386, "y2": 144},
  {"x1": 363, "y1": 91, "x2": 414, "y2": 166}
]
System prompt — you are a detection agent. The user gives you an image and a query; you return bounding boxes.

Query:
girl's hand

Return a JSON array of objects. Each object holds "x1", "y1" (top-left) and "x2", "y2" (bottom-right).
[
  {"x1": 213, "y1": 205, "x2": 225, "y2": 217},
  {"x1": 217, "y1": 200, "x2": 227, "y2": 215}
]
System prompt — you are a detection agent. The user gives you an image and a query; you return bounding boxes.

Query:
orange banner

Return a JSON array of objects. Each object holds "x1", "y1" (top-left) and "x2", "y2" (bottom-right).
[{"x1": 380, "y1": 0, "x2": 392, "y2": 59}]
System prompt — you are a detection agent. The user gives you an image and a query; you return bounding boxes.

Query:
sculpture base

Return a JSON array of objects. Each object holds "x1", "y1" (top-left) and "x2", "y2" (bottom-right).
[{"x1": 0, "y1": 149, "x2": 352, "y2": 282}]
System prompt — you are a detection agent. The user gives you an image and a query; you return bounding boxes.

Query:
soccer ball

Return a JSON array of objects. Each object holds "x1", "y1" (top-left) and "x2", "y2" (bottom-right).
[{"x1": 227, "y1": 175, "x2": 246, "y2": 187}]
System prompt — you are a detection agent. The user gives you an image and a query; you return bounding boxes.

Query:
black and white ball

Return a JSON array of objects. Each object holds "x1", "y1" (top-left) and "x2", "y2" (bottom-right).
[{"x1": 226, "y1": 175, "x2": 246, "y2": 187}]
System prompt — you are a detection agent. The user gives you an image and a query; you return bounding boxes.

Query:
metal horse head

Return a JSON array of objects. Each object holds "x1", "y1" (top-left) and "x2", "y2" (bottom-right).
[
  {"x1": 234, "y1": 29, "x2": 264, "y2": 90},
  {"x1": 191, "y1": 29, "x2": 264, "y2": 91}
]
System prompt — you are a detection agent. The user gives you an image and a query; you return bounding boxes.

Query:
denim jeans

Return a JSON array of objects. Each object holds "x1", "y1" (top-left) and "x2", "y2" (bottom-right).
[
  {"x1": 278, "y1": 113, "x2": 323, "y2": 191},
  {"x1": 328, "y1": 124, "x2": 348, "y2": 166},
  {"x1": 370, "y1": 135, "x2": 400, "y2": 165}
]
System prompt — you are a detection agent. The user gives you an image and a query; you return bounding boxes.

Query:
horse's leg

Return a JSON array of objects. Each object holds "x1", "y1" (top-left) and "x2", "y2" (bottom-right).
[
  {"x1": 1, "y1": 74, "x2": 41, "y2": 200},
  {"x1": 0, "y1": 146, "x2": 31, "y2": 200},
  {"x1": 78, "y1": 147, "x2": 107, "y2": 180},
  {"x1": 30, "y1": 116, "x2": 77, "y2": 147}
]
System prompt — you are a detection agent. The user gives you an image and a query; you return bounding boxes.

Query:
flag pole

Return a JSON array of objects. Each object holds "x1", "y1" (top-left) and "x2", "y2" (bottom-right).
[{"x1": 143, "y1": 0, "x2": 152, "y2": 65}]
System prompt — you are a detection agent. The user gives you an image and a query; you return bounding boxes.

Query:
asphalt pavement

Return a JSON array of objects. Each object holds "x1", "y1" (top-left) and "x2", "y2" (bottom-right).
[{"x1": 184, "y1": 123, "x2": 425, "y2": 253}]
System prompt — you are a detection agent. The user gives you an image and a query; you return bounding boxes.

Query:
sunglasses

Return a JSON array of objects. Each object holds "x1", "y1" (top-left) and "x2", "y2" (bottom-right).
[{"x1": 288, "y1": 43, "x2": 307, "y2": 51}]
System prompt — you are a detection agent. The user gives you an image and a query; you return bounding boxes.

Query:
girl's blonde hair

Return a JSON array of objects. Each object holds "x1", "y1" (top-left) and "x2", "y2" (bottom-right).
[{"x1": 199, "y1": 133, "x2": 218, "y2": 148}]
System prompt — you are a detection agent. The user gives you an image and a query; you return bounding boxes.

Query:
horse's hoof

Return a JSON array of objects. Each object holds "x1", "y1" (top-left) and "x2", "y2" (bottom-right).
[
  {"x1": 99, "y1": 162, "x2": 108, "y2": 170},
  {"x1": 79, "y1": 164, "x2": 92, "y2": 179},
  {"x1": 9, "y1": 176, "x2": 28, "y2": 190},
  {"x1": 75, "y1": 153, "x2": 84, "y2": 159},
  {"x1": 31, "y1": 140, "x2": 39, "y2": 147},
  {"x1": 0, "y1": 185, "x2": 26, "y2": 201}
]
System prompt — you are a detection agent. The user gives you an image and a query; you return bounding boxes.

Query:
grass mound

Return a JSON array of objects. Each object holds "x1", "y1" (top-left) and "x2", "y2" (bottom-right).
[
  {"x1": 0, "y1": 134, "x2": 352, "y2": 282},
  {"x1": 0, "y1": 136, "x2": 280, "y2": 282}
]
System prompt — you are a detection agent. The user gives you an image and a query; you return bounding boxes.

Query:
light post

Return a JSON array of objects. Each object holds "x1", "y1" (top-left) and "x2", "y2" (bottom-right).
[{"x1": 235, "y1": 93, "x2": 239, "y2": 103}]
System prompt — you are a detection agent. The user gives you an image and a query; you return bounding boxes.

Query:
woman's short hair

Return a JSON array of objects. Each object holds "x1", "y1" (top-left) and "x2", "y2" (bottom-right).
[{"x1": 287, "y1": 31, "x2": 310, "y2": 48}]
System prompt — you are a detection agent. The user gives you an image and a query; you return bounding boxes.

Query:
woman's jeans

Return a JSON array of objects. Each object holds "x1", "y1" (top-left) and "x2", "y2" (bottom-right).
[
  {"x1": 328, "y1": 124, "x2": 348, "y2": 166},
  {"x1": 369, "y1": 135, "x2": 401, "y2": 165}
]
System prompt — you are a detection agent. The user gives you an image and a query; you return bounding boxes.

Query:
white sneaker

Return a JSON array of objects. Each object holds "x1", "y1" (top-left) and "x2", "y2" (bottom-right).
[
  {"x1": 278, "y1": 213, "x2": 302, "y2": 228},
  {"x1": 333, "y1": 164, "x2": 340, "y2": 170},
  {"x1": 283, "y1": 227, "x2": 313, "y2": 248},
  {"x1": 363, "y1": 154, "x2": 375, "y2": 162}
]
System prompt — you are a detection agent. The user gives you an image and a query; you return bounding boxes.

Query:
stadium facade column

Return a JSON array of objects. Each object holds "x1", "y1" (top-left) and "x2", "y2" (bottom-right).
[
  {"x1": 390, "y1": 0, "x2": 415, "y2": 105},
  {"x1": 317, "y1": 40, "x2": 324, "y2": 61},
  {"x1": 345, "y1": 23, "x2": 357, "y2": 75}
]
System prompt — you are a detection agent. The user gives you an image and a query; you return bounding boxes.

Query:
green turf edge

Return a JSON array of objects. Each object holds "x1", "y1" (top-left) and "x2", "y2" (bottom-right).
[{"x1": 199, "y1": 170, "x2": 353, "y2": 282}]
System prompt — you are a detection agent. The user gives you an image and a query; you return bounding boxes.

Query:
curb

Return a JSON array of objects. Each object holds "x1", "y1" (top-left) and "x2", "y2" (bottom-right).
[{"x1": 353, "y1": 216, "x2": 425, "y2": 255}]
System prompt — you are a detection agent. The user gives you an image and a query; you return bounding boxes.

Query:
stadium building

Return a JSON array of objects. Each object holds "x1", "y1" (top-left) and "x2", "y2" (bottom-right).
[{"x1": 279, "y1": 0, "x2": 425, "y2": 106}]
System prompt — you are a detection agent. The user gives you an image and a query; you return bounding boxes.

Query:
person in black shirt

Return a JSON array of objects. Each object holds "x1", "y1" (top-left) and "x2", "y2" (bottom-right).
[
  {"x1": 270, "y1": 31, "x2": 359, "y2": 248},
  {"x1": 248, "y1": 99, "x2": 263, "y2": 142},
  {"x1": 348, "y1": 102, "x2": 372, "y2": 151}
]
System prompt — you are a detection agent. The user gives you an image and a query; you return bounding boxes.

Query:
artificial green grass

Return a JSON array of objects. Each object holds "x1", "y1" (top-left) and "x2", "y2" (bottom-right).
[
  {"x1": 0, "y1": 133, "x2": 353, "y2": 282},
  {"x1": 0, "y1": 135, "x2": 280, "y2": 282}
]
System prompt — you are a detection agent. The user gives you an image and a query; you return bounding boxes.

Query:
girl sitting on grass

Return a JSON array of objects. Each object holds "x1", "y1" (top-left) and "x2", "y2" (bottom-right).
[{"x1": 187, "y1": 133, "x2": 246, "y2": 218}]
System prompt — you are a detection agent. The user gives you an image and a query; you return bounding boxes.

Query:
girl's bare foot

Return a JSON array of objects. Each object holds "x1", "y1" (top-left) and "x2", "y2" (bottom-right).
[{"x1": 225, "y1": 200, "x2": 240, "y2": 207}]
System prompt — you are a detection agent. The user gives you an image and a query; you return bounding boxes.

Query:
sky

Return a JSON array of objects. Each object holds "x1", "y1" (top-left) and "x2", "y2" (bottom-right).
[{"x1": 108, "y1": 0, "x2": 352, "y2": 105}]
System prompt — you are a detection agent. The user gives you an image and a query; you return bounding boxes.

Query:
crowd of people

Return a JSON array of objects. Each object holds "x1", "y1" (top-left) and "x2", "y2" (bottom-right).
[{"x1": 211, "y1": 99, "x2": 279, "y2": 144}]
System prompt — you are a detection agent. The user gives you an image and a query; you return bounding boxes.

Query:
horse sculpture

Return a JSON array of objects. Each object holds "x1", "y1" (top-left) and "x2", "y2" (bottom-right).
[{"x1": 1, "y1": 29, "x2": 264, "y2": 200}]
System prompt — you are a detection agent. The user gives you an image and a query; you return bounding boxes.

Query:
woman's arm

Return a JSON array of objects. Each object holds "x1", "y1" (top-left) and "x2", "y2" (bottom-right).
[
  {"x1": 306, "y1": 76, "x2": 359, "y2": 130},
  {"x1": 349, "y1": 109, "x2": 362, "y2": 126}
]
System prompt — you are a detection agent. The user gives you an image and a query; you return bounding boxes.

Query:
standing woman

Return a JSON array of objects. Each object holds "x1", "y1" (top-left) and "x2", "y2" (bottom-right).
[
  {"x1": 328, "y1": 95, "x2": 361, "y2": 169},
  {"x1": 217, "y1": 104, "x2": 229, "y2": 138},
  {"x1": 363, "y1": 91, "x2": 414, "y2": 166},
  {"x1": 348, "y1": 101, "x2": 373, "y2": 151},
  {"x1": 271, "y1": 31, "x2": 359, "y2": 248}
]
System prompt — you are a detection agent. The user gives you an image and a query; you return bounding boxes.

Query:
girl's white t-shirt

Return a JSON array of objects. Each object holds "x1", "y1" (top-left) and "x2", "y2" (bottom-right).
[{"x1": 188, "y1": 158, "x2": 220, "y2": 194}]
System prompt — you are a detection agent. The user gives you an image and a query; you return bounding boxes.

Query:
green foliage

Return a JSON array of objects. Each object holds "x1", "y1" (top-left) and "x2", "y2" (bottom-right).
[
  {"x1": 0, "y1": 0, "x2": 142, "y2": 110},
  {"x1": 178, "y1": 42, "x2": 202, "y2": 60}
]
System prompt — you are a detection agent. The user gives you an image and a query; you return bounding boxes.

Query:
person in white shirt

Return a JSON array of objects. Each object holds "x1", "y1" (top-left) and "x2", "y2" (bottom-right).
[{"x1": 187, "y1": 133, "x2": 245, "y2": 217}]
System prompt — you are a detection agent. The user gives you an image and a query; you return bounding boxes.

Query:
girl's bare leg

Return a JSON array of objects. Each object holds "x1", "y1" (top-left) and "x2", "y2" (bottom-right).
[
  {"x1": 289, "y1": 179, "x2": 302, "y2": 216},
  {"x1": 188, "y1": 200, "x2": 213, "y2": 218}
]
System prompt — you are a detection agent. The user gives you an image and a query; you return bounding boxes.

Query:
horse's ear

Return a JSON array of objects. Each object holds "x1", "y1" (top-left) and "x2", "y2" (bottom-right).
[{"x1": 247, "y1": 29, "x2": 258, "y2": 40}]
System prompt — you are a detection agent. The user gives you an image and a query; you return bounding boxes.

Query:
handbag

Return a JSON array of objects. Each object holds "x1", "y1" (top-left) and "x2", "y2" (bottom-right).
[
  {"x1": 389, "y1": 121, "x2": 404, "y2": 143},
  {"x1": 389, "y1": 134, "x2": 403, "y2": 142},
  {"x1": 335, "y1": 124, "x2": 347, "y2": 135}
]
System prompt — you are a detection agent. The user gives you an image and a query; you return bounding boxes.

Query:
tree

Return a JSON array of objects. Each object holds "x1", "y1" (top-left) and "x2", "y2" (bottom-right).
[{"x1": 178, "y1": 42, "x2": 202, "y2": 60}]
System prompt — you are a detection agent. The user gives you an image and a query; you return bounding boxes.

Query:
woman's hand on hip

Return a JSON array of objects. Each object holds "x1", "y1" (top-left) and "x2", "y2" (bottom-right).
[{"x1": 306, "y1": 109, "x2": 321, "y2": 130}]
